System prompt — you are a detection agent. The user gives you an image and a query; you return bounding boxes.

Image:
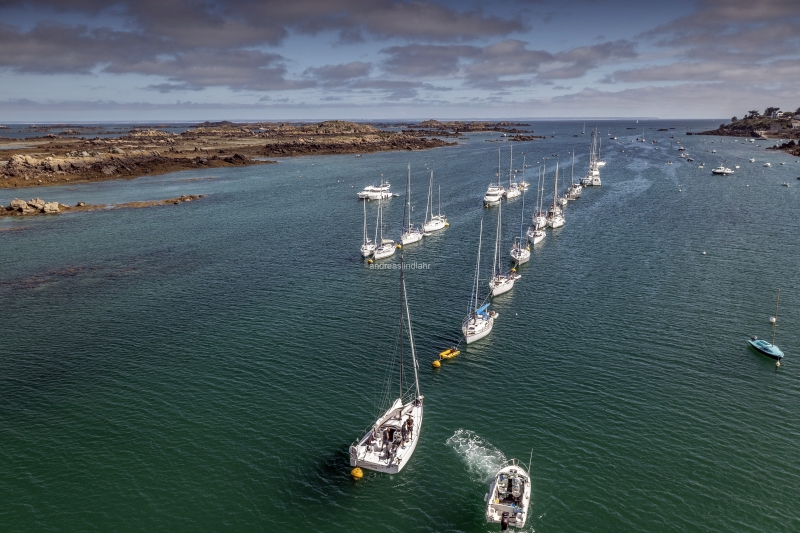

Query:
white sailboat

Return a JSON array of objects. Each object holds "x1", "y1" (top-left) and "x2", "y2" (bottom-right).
[
  {"x1": 350, "y1": 257, "x2": 423, "y2": 474},
  {"x1": 373, "y1": 194, "x2": 396, "y2": 260},
  {"x1": 485, "y1": 459, "x2": 533, "y2": 529},
  {"x1": 505, "y1": 146, "x2": 521, "y2": 199},
  {"x1": 400, "y1": 164, "x2": 423, "y2": 245},
  {"x1": 547, "y1": 163, "x2": 565, "y2": 229},
  {"x1": 567, "y1": 150, "x2": 582, "y2": 200},
  {"x1": 517, "y1": 154, "x2": 530, "y2": 190},
  {"x1": 360, "y1": 199, "x2": 375, "y2": 258},
  {"x1": 422, "y1": 172, "x2": 447, "y2": 233},
  {"x1": 510, "y1": 188, "x2": 530, "y2": 265},
  {"x1": 484, "y1": 149, "x2": 506, "y2": 206},
  {"x1": 489, "y1": 199, "x2": 520, "y2": 296},
  {"x1": 462, "y1": 220, "x2": 497, "y2": 344},
  {"x1": 531, "y1": 164, "x2": 548, "y2": 231}
]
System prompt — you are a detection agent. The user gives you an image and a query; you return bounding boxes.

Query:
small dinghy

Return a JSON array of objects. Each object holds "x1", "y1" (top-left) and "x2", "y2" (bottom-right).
[{"x1": 485, "y1": 460, "x2": 532, "y2": 530}]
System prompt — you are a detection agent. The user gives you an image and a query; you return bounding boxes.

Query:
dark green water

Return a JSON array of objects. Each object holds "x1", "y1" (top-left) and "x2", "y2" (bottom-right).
[{"x1": 2, "y1": 121, "x2": 799, "y2": 532}]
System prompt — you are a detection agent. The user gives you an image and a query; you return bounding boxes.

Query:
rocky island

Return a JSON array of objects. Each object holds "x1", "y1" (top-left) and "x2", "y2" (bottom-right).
[{"x1": 0, "y1": 120, "x2": 456, "y2": 189}]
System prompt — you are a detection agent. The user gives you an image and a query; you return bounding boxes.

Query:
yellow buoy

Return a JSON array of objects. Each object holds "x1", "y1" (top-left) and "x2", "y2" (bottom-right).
[
  {"x1": 351, "y1": 467, "x2": 363, "y2": 479},
  {"x1": 432, "y1": 359, "x2": 441, "y2": 368},
  {"x1": 511, "y1": 267, "x2": 516, "y2": 273},
  {"x1": 367, "y1": 259, "x2": 373, "y2": 264},
  {"x1": 397, "y1": 244, "x2": 402, "y2": 249},
  {"x1": 445, "y1": 222, "x2": 450, "y2": 227},
  {"x1": 526, "y1": 246, "x2": 530, "y2": 251}
]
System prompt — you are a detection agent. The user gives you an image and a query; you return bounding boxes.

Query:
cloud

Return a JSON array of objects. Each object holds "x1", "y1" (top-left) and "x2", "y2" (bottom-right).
[
  {"x1": 303, "y1": 61, "x2": 372, "y2": 86},
  {"x1": 27, "y1": 0, "x2": 524, "y2": 46},
  {"x1": 0, "y1": 21, "x2": 164, "y2": 74},
  {"x1": 380, "y1": 39, "x2": 635, "y2": 88},
  {"x1": 538, "y1": 40, "x2": 637, "y2": 79},
  {"x1": 144, "y1": 82, "x2": 204, "y2": 93}
]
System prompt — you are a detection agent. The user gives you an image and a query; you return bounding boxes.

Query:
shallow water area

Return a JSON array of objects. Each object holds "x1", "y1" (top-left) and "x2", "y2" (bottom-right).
[{"x1": 2, "y1": 120, "x2": 799, "y2": 532}]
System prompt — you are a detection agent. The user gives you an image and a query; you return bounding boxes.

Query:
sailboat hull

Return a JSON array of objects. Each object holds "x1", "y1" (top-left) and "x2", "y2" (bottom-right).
[
  {"x1": 490, "y1": 276, "x2": 517, "y2": 296},
  {"x1": 747, "y1": 339, "x2": 784, "y2": 360},
  {"x1": 510, "y1": 249, "x2": 530, "y2": 264},
  {"x1": 463, "y1": 314, "x2": 496, "y2": 344},
  {"x1": 527, "y1": 228, "x2": 545, "y2": 245},
  {"x1": 373, "y1": 244, "x2": 396, "y2": 260},
  {"x1": 401, "y1": 231, "x2": 423, "y2": 245},
  {"x1": 350, "y1": 399, "x2": 424, "y2": 474},
  {"x1": 423, "y1": 217, "x2": 447, "y2": 233}
]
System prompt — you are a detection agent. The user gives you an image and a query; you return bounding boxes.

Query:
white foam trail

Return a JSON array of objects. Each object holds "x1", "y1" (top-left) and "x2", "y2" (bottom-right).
[{"x1": 446, "y1": 429, "x2": 507, "y2": 482}]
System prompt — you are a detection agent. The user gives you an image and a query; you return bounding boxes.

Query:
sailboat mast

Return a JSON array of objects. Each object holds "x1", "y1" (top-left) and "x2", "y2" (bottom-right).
[
  {"x1": 571, "y1": 151, "x2": 575, "y2": 185},
  {"x1": 497, "y1": 148, "x2": 501, "y2": 186},
  {"x1": 405, "y1": 163, "x2": 412, "y2": 231},
  {"x1": 496, "y1": 199, "x2": 504, "y2": 276},
  {"x1": 474, "y1": 220, "x2": 483, "y2": 313},
  {"x1": 401, "y1": 262, "x2": 421, "y2": 398},
  {"x1": 363, "y1": 199, "x2": 368, "y2": 244},
  {"x1": 553, "y1": 162, "x2": 559, "y2": 208},
  {"x1": 772, "y1": 289, "x2": 780, "y2": 346},
  {"x1": 377, "y1": 195, "x2": 383, "y2": 243},
  {"x1": 509, "y1": 145, "x2": 513, "y2": 187},
  {"x1": 399, "y1": 255, "x2": 404, "y2": 398},
  {"x1": 424, "y1": 171, "x2": 431, "y2": 225}
]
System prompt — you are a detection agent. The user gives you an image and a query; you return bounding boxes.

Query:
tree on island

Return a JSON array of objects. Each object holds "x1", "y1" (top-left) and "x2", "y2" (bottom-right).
[
  {"x1": 746, "y1": 110, "x2": 760, "y2": 118},
  {"x1": 731, "y1": 116, "x2": 738, "y2": 122},
  {"x1": 795, "y1": 106, "x2": 800, "y2": 116},
  {"x1": 764, "y1": 106, "x2": 780, "y2": 117}
]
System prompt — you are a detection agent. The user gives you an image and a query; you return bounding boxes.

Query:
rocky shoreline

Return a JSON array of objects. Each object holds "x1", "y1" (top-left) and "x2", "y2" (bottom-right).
[
  {"x1": 0, "y1": 120, "x2": 460, "y2": 189},
  {"x1": 2, "y1": 195, "x2": 204, "y2": 217}
]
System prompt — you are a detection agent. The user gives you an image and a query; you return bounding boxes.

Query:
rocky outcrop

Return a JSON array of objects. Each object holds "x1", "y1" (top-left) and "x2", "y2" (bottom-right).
[{"x1": 2, "y1": 195, "x2": 204, "y2": 217}]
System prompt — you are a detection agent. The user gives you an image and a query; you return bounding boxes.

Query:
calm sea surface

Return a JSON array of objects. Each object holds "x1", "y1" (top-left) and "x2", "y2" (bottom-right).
[{"x1": 2, "y1": 120, "x2": 799, "y2": 532}]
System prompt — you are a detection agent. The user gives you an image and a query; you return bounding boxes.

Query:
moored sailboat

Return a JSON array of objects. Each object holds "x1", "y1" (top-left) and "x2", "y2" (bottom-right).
[
  {"x1": 350, "y1": 257, "x2": 423, "y2": 474},
  {"x1": 423, "y1": 172, "x2": 447, "y2": 233},
  {"x1": 510, "y1": 188, "x2": 530, "y2": 265},
  {"x1": 360, "y1": 199, "x2": 375, "y2": 258},
  {"x1": 489, "y1": 199, "x2": 520, "y2": 296},
  {"x1": 462, "y1": 220, "x2": 497, "y2": 344},
  {"x1": 400, "y1": 164, "x2": 423, "y2": 245},
  {"x1": 373, "y1": 194, "x2": 396, "y2": 260},
  {"x1": 748, "y1": 290, "x2": 785, "y2": 360}
]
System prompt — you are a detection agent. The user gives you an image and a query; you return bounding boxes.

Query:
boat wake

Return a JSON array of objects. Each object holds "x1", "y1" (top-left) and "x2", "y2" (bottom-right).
[{"x1": 446, "y1": 429, "x2": 507, "y2": 482}]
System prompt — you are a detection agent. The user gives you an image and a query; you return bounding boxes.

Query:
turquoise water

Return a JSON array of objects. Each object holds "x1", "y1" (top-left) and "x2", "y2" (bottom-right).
[{"x1": 2, "y1": 121, "x2": 799, "y2": 532}]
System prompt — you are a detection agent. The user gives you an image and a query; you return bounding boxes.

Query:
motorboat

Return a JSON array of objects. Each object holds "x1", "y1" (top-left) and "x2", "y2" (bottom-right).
[
  {"x1": 711, "y1": 166, "x2": 734, "y2": 175},
  {"x1": 357, "y1": 180, "x2": 391, "y2": 200},
  {"x1": 484, "y1": 460, "x2": 532, "y2": 530}
]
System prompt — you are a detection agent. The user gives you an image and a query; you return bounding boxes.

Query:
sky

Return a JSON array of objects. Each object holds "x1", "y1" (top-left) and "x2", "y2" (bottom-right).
[{"x1": 0, "y1": 0, "x2": 798, "y2": 122}]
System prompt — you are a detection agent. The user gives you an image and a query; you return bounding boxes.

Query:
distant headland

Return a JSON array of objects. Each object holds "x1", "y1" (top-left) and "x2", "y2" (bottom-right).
[
  {"x1": 695, "y1": 106, "x2": 800, "y2": 156},
  {"x1": 0, "y1": 120, "x2": 536, "y2": 189}
]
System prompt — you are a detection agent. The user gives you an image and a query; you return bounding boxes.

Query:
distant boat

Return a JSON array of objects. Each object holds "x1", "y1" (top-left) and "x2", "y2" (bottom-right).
[
  {"x1": 711, "y1": 166, "x2": 734, "y2": 175},
  {"x1": 748, "y1": 290, "x2": 784, "y2": 360},
  {"x1": 749, "y1": 158, "x2": 756, "y2": 162},
  {"x1": 484, "y1": 149, "x2": 506, "y2": 206},
  {"x1": 373, "y1": 194, "x2": 396, "y2": 260},
  {"x1": 510, "y1": 188, "x2": 530, "y2": 265},
  {"x1": 763, "y1": 162, "x2": 771, "y2": 167},
  {"x1": 422, "y1": 173, "x2": 447, "y2": 233},
  {"x1": 489, "y1": 199, "x2": 520, "y2": 296},
  {"x1": 547, "y1": 163, "x2": 565, "y2": 229},
  {"x1": 505, "y1": 146, "x2": 521, "y2": 199},
  {"x1": 358, "y1": 180, "x2": 391, "y2": 200},
  {"x1": 400, "y1": 164, "x2": 423, "y2": 245}
]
